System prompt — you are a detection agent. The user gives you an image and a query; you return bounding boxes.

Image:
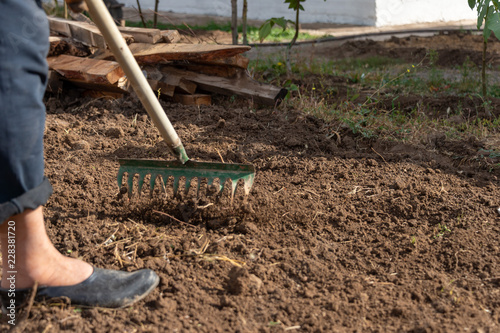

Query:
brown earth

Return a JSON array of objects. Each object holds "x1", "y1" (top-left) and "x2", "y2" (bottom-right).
[{"x1": 1, "y1": 32, "x2": 500, "y2": 332}]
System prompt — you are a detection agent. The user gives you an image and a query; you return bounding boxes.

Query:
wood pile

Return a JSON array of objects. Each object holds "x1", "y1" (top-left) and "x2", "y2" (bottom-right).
[{"x1": 47, "y1": 17, "x2": 287, "y2": 106}]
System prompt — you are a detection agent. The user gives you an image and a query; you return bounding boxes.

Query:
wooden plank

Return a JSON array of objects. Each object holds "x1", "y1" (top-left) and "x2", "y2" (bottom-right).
[
  {"x1": 118, "y1": 26, "x2": 163, "y2": 44},
  {"x1": 172, "y1": 62, "x2": 243, "y2": 78},
  {"x1": 104, "y1": 43, "x2": 251, "y2": 64},
  {"x1": 142, "y1": 67, "x2": 197, "y2": 94},
  {"x1": 48, "y1": 16, "x2": 71, "y2": 37},
  {"x1": 161, "y1": 74, "x2": 197, "y2": 94},
  {"x1": 173, "y1": 94, "x2": 211, "y2": 106},
  {"x1": 48, "y1": 17, "x2": 133, "y2": 48},
  {"x1": 193, "y1": 54, "x2": 250, "y2": 69},
  {"x1": 160, "y1": 66, "x2": 287, "y2": 106},
  {"x1": 48, "y1": 55, "x2": 125, "y2": 87},
  {"x1": 161, "y1": 30, "x2": 181, "y2": 43}
]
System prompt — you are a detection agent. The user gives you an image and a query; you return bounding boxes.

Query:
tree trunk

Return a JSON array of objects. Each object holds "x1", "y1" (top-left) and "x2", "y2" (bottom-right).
[
  {"x1": 136, "y1": 0, "x2": 146, "y2": 28},
  {"x1": 482, "y1": 39, "x2": 493, "y2": 117},
  {"x1": 242, "y1": 0, "x2": 248, "y2": 45},
  {"x1": 231, "y1": 0, "x2": 238, "y2": 45},
  {"x1": 153, "y1": 0, "x2": 160, "y2": 28},
  {"x1": 286, "y1": 5, "x2": 300, "y2": 75}
]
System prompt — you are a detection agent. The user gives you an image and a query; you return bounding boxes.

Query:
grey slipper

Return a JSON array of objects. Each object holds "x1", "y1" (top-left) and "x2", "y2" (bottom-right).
[{"x1": 0, "y1": 267, "x2": 159, "y2": 311}]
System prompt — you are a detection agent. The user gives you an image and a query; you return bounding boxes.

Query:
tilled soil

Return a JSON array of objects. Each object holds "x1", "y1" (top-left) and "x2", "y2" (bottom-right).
[{"x1": 1, "y1": 33, "x2": 499, "y2": 333}]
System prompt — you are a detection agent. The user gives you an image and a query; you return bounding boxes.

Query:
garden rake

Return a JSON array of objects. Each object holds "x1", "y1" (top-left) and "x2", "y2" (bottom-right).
[{"x1": 85, "y1": 0, "x2": 255, "y2": 199}]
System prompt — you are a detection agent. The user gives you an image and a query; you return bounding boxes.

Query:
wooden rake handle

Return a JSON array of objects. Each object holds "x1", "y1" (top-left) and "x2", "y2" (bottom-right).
[{"x1": 84, "y1": 0, "x2": 189, "y2": 163}]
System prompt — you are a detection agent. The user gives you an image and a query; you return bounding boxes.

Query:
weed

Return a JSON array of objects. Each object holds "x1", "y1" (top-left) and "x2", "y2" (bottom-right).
[{"x1": 434, "y1": 224, "x2": 451, "y2": 239}]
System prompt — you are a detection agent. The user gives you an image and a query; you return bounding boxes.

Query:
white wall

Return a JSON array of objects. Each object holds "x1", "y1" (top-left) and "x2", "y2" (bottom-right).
[
  {"x1": 119, "y1": 0, "x2": 377, "y2": 25},
  {"x1": 375, "y1": 0, "x2": 476, "y2": 27},
  {"x1": 117, "y1": 0, "x2": 475, "y2": 27}
]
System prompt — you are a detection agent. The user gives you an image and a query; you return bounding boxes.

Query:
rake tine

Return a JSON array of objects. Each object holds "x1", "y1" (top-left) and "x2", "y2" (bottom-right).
[
  {"x1": 196, "y1": 180, "x2": 201, "y2": 197},
  {"x1": 117, "y1": 171, "x2": 124, "y2": 190},
  {"x1": 127, "y1": 174, "x2": 134, "y2": 198},
  {"x1": 172, "y1": 176, "x2": 180, "y2": 195},
  {"x1": 231, "y1": 179, "x2": 238, "y2": 200},
  {"x1": 150, "y1": 174, "x2": 157, "y2": 197},
  {"x1": 137, "y1": 173, "x2": 145, "y2": 194},
  {"x1": 185, "y1": 177, "x2": 192, "y2": 195}
]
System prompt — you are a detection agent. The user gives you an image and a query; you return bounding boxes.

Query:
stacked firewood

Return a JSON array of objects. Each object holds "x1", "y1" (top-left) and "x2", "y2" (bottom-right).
[{"x1": 47, "y1": 16, "x2": 287, "y2": 106}]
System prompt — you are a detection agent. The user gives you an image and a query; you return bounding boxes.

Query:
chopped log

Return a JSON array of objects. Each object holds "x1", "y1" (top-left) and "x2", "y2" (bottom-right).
[
  {"x1": 142, "y1": 67, "x2": 197, "y2": 94},
  {"x1": 161, "y1": 30, "x2": 181, "y2": 43},
  {"x1": 173, "y1": 94, "x2": 211, "y2": 106},
  {"x1": 48, "y1": 55, "x2": 126, "y2": 93},
  {"x1": 118, "y1": 26, "x2": 163, "y2": 44},
  {"x1": 147, "y1": 79, "x2": 175, "y2": 97},
  {"x1": 101, "y1": 43, "x2": 251, "y2": 64},
  {"x1": 161, "y1": 66, "x2": 287, "y2": 106},
  {"x1": 161, "y1": 74, "x2": 197, "y2": 94},
  {"x1": 49, "y1": 36, "x2": 90, "y2": 57},
  {"x1": 48, "y1": 17, "x2": 133, "y2": 48}
]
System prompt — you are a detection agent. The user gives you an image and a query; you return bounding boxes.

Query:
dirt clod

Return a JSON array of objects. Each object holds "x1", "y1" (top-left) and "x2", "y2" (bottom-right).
[
  {"x1": 105, "y1": 127, "x2": 124, "y2": 138},
  {"x1": 226, "y1": 267, "x2": 263, "y2": 295}
]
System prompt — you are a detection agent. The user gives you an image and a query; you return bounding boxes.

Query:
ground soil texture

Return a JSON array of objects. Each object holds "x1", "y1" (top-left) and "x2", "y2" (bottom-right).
[{"x1": 2, "y1": 33, "x2": 500, "y2": 333}]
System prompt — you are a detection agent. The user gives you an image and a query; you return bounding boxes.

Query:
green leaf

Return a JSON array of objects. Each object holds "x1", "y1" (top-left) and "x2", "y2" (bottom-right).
[
  {"x1": 486, "y1": 11, "x2": 500, "y2": 39},
  {"x1": 484, "y1": 26, "x2": 493, "y2": 41},
  {"x1": 285, "y1": 0, "x2": 305, "y2": 11},
  {"x1": 259, "y1": 20, "x2": 273, "y2": 42},
  {"x1": 477, "y1": 2, "x2": 489, "y2": 29},
  {"x1": 272, "y1": 17, "x2": 289, "y2": 30},
  {"x1": 469, "y1": 0, "x2": 477, "y2": 9}
]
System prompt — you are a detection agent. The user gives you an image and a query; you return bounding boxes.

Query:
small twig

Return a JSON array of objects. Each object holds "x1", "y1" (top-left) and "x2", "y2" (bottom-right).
[
  {"x1": 273, "y1": 187, "x2": 286, "y2": 194},
  {"x1": 215, "y1": 148, "x2": 225, "y2": 163},
  {"x1": 41, "y1": 324, "x2": 53, "y2": 333},
  {"x1": 99, "y1": 227, "x2": 119, "y2": 247},
  {"x1": 304, "y1": 189, "x2": 320, "y2": 197},
  {"x1": 153, "y1": 210, "x2": 197, "y2": 228},
  {"x1": 114, "y1": 246, "x2": 124, "y2": 268},
  {"x1": 127, "y1": 218, "x2": 148, "y2": 230},
  {"x1": 371, "y1": 147, "x2": 387, "y2": 164},
  {"x1": 197, "y1": 203, "x2": 214, "y2": 210},
  {"x1": 10, "y1": 282, "x2": 38, "y2": 333},
  {"x1": 59, "y1": 315, "x2": 80, "y2": 324}
]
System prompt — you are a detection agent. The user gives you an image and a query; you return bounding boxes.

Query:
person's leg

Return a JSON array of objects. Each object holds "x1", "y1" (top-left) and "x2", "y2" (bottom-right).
[
  {"x1": 0, "y1": 1, "x2": 158, "y2": 309},
  {"x1": 0, "y1": 207, "x2": 93, "y2": 289},
  {"x1": 0, "y1": 0, "x2": 92, "y2": 290}
]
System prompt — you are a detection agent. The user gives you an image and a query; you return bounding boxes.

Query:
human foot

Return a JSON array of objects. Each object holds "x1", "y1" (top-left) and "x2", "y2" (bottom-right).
[{"x1": 0, "y1": 207, "x2": 93, "y2": 289}]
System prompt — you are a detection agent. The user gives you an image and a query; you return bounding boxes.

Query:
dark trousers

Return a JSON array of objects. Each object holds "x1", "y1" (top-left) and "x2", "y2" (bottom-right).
[{"x1": 0, "y1": 0, "x2": 53, "y2": 223}]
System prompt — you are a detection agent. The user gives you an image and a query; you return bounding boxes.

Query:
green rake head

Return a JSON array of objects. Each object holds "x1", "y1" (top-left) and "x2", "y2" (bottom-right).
[{"x1": 117, "y1": 158, "x2": 255, "y2": 199}]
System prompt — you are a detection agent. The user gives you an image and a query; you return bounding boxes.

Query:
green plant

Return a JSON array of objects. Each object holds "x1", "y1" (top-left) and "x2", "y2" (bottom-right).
[
  {"x1": 468, "y1": 0, "x2": 500, "y2": 116},
  {"x1": 427, "y1": 49, "x2": 445, "y2": 89},
  {"x1": 434, "y1": 223, "x2": 451, "y2": 239},
  {"x1": 258, "y1": 0, "x2": 326, "y2": 75}
]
